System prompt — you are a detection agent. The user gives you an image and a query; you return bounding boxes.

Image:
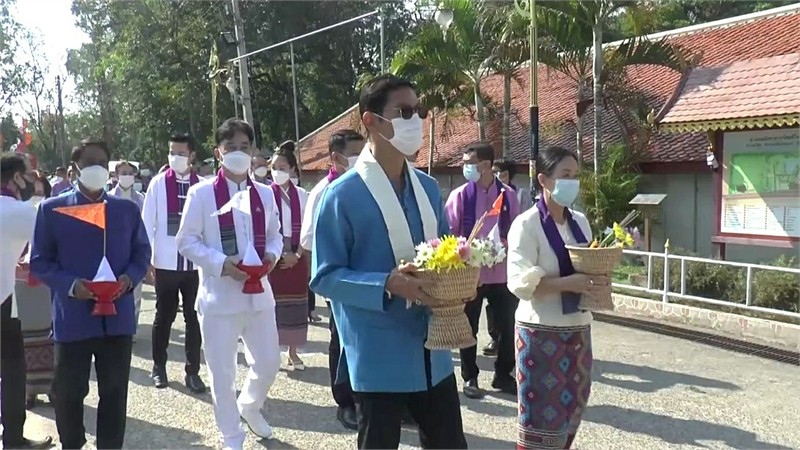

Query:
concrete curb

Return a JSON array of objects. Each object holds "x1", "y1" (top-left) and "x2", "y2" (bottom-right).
[{"x1": 609, "y1": 293, "x2": 800, "y2": 352}]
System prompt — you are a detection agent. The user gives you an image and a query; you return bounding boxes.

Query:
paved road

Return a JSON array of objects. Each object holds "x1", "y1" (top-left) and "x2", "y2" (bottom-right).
[{"x1": 21, "y1": 286, "x2": 800, "y2": 449}]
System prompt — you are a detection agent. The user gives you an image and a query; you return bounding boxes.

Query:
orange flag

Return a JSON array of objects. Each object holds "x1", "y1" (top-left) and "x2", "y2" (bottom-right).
[
  {"x1": 486, "y1": 190, "x2": 505, "y2": 217},
  {"x1": 54, "y1": 202, "x2": 106, "y2": 230}
]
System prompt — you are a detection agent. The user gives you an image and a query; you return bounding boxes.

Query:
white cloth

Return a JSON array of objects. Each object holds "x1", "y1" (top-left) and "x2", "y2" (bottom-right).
[
  {"x1": 275, "y1": 184, "x2": 308, "y2": 240},
  {"x1": 0, "y1": 196, "x2": 37, "y2": 317},
  {"x1": 299, "y1": 177, "x2": 330, "y2": 251},
  {"x1": 141, "y1": 171, "x2": 195, "y2": 271},
  {"x1": 198, "y1": 308, "x2": 280, "y2": 450},
  {"x1": 506, "y1": 206, "x2": 594, "y2": 327},
  {"x1": 176, "y1": 177, "x2": 284, "y2": 316},
  {"x1": 353, "y1": 144, "x2": 438, "y2": 264}
]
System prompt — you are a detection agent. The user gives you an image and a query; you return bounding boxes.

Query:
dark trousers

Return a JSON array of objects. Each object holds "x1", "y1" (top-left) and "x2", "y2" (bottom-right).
[
  {"x1": 354, "y1": 374, "x2": 467, "y2": 449},
  {"x1": 152, "y1": 269, "x2": 201, "y2": 374},
  {"x1": 486, "y1": 304, "x2": 499, "y2": 342},
  {"x1": 1, "y1": 297, "x2": 27, "y2": 447},
  {"x1": 328, "y1": 306, "x2": 355, "y2": 409},
  {"x1": 54, "y1": 335, "x2": 132, "y2": 449},
  {"x1": 308, "y1": 286, "x2": 316, "y2": 313},
  {"x1": 460, "y1": 283, "x2": 518, "y2": 382}
]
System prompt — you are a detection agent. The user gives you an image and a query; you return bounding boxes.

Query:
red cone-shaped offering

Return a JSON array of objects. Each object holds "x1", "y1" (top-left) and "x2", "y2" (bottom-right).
[
  {"x1": 236, "y1": 263, "x2": 271, "y2": 294},
  {"x1": 85, "y1": 280, "x2": 124, "y2": 316}
]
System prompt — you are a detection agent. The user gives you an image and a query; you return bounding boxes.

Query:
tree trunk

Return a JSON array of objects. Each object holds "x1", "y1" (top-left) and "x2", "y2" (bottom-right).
[
  {"x1": 428, "y1": 109, "x2": 436, "y2": 175},
  {"x1": 474, "y1": 83, "x2": 486, "y2": 142},
  {"x1": 592, "y1": 15, "x2": 603, "y2": 177},
  {"x1": 575, "y1": 79, "x2": 586, "y2": 167},
  {"x1": 502, "y1": 72, "x2": 511, "y2": 157}
]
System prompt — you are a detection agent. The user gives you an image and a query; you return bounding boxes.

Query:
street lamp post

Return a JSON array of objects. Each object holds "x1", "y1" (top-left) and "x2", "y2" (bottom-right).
[
  {"x1": 514, "y1": 0, "x2": 539, "y2": 202},
  {"x1": 230, "y1": 0, "x2": 254, "y2": 127}
]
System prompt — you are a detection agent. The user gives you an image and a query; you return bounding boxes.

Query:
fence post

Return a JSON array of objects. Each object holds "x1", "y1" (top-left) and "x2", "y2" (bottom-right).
[
  {"x1": 745, "y1": 266, "x2": 753, "y2": 306},
  {"x1": 662, "y1": 240, "x2": 670, "y2": 304}
]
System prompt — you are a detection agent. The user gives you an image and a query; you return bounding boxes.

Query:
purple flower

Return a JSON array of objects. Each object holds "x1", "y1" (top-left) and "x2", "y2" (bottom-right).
[
  {"x1": 429, "y1": 238, "x2": 441, "y2": 249},
  {"x1": 457, "y1": 242, "x2": 471, "y2": 261}
]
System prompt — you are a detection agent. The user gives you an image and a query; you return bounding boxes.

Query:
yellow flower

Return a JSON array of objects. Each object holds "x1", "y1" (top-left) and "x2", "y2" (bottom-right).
[{"x1": 427, "y1": 236, "x2": 466, "y2": 272}]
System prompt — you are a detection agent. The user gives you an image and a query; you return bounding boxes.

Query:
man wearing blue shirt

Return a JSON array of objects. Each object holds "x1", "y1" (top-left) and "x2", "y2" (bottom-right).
[{"x1": 310, "y1": 74, "x2": 467, "y2": 449}]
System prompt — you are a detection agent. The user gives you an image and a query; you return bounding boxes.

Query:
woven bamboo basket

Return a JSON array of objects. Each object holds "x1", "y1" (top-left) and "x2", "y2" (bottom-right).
[
  {"x1": 565, "y1": 245, "x2": 623, "y2": 312},
  {"x1": 416, "y1": 266, "x2": 481, "y2": 350}
]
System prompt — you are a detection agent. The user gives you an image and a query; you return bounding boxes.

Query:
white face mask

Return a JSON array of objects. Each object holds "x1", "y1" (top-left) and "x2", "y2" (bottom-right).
[
  {"x1": 290, "y1": 177, "x2": 299, "y2": 186},
  {"x1": 117, "y1": 175, "x2": 135, "y2": 189},
  {"x1": 140, "y1": 169, "x2": 151, "y2": 177},
  {"x1": 271, "y1": 169, "x2": 291, "y2": 185},
  {"x1": 379, "y1": 113, "x2": 424, "y2": 156},
  {"x1": 79, "y1": 166, "x2": 110, "y2": 192},
  {"x1": 347, "y1": 155, "x2": 359, "y2": 170},
  {"x1": 133, "y1": 182, "x2": 143, "y2": 192},
  {"x1": 221, "y1": 151, "x2": 251, "y2": 175},
  {"x1": 168, "y1": 154, "x2": 190, "y2": 173},
  {"x1": 253, "y1": 166, "x2": 268, "y2": 178},
  {"x1": 551, "y1": 179, "x2": 580, "y2": 207}
]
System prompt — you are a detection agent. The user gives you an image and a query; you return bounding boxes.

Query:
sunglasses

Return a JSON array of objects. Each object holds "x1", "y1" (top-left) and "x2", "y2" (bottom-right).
[{"x1": 393, "y1": 105, "x2": 429, "y2": 120}]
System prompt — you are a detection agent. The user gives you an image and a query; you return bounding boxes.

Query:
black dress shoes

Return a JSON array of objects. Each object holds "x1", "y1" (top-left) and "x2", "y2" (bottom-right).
[
  {"x1": 491, "y1": 375, "x2": 517, "y2": 395},
  {"x1": 482, "y1": 339, "x2": 499, "y2": 356},
  {"x1": 463, "y1": 378, "x2": 486, "y2": 399},
  {"x1": 6, "y1": 436, "x2": 54, "y2": 449},
  {"x1": 336, "y1": 406, "x2": 358, "y2": 430},
  {"x1": 151, "y1": 366, "x2": 169, "y2": 389},
  {"x1": 185, "y1": 374, "x2": 207, "y2": 394}
]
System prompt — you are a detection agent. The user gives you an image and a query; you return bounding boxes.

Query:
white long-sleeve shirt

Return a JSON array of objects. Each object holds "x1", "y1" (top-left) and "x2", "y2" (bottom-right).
[
  {"x1": 0, "y1": 196, "x2": 37, "y2": 317},
  {"x1": 274, "y1": 184, "x2": 308, "y2": 242},
  {"x1": 300, "y1": 177, "x2": 331, "y2": 251},
  {"x1": 176, "y1": 177, "x2": 283, "y2": 316},
  {"x1": 141, "y1": 171, "x2": 196, "y2": 271},
  {"x1": 506, "y1": 207, "x2": 593, "y2": 327}
]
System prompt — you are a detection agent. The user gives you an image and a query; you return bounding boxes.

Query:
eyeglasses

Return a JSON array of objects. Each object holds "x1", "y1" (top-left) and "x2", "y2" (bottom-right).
[{"x1": 393, "y1": 105, "x2": 429, "y2": 120}]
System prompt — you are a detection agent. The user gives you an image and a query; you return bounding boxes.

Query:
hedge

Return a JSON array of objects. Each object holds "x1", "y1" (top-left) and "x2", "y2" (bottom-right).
[{"x1": 649, "y1": 251, "x2": 799, "y2": 313}]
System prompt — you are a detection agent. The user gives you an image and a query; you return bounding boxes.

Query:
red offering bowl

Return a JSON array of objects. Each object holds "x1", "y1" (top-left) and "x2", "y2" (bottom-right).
[
  {"x1": 85, "y1": 280, "x2": 124, "y2": 316},
  {"x1": 236, "y1": 262, "x2": 271, "y2": 294}
]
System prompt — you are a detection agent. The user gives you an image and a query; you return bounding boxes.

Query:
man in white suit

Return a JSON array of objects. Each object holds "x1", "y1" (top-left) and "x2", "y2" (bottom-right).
[{"x1": 176, "y1": 118, "x2": 283, "y2": 450}]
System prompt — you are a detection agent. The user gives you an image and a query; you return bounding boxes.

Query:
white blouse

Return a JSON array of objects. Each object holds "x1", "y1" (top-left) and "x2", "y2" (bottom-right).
[
  {"x1": 506, "y1": 206, "x2": 594, "y2": 327},
  {"x1": 276, "y1": 185, "x2": 308, "y2": 240}
]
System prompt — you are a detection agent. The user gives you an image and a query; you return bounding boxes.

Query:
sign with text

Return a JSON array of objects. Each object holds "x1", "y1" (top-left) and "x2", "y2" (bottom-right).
[{"x1": 721, "y1": 128, "x2": 800, "y2": 238}]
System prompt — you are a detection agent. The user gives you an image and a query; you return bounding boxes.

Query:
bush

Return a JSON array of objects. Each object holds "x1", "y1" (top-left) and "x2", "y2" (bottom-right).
[
  {"x1": 579, "y1": 144, "x2": 641, "y2": 236},
  {"x1": 648, "y1": 249, "x2": 799, "y2": 312},
  {"x1": 752, "y1": 256, "x2": 800, "y2": 313}
]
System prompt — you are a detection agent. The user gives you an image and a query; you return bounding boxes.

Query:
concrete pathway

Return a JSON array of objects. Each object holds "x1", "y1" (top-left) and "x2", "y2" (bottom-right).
[{"x1": 20, "y1": 286, "x2": 800, "y2": 449}]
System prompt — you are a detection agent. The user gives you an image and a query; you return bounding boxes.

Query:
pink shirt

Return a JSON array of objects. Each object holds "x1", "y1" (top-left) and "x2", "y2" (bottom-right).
[{"x1": 445, "y1": 180, "x2": 520, "y2": 285}]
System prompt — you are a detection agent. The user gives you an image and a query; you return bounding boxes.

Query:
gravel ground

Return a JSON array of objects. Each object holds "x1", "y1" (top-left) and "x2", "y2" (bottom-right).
[{"x1": 19, "y1": 286, "x2": 800, "y2": 449}]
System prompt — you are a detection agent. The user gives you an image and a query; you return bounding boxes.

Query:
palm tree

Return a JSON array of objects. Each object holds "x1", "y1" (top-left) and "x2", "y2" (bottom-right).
[{"x1": 479, "y1": 2, "x2": 530, "y2": 157}]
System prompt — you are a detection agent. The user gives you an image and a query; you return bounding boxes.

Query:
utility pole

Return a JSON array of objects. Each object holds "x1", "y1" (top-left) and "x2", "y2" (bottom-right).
[
  {"x1": 230, "y1": 0, "x2": 254, "y2": 127},
  {"x1": 56, "y1": 75, "x2": 67, "y2": 167}
]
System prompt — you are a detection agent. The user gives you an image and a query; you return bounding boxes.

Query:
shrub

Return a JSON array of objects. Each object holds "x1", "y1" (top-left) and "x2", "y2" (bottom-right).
[
  {"x1": 579, "y1": 144, "x2": 641, "y2": 236},
  {"x1": 647, "y1": 250, "x2": 799, "y2": 312}
]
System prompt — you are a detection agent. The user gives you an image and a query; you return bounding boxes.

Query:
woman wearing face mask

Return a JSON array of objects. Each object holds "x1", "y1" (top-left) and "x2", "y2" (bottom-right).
[
  {"x1": 506, "y1": 146, "x2": 608, "y2": 450},
  {"x1": 16, "y1": 173, "x2": 55, "y2": 410},
  {"x1": 251, "y1": 153, "x2": 271, "y2": 184},
  {"x1": 268, "y1": 140, "x2": 310, "y2": 371}
]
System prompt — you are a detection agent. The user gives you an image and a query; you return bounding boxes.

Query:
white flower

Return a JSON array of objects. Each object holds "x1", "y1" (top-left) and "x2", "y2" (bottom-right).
[{"x1": 414, "y1": 242, "x2": 434, "y2": 267}]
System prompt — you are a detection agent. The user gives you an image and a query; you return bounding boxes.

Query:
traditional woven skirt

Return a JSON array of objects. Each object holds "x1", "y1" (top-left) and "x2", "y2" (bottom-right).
[
  {"x1": 268, "y1": 242, "x2": 310, "y2": 346},
  {"x1": 16, "y1": 281, "x2": 55, "y2": 398},
  {"x1": 515, "y1": 322, "x2": 592, "y2": 450}
]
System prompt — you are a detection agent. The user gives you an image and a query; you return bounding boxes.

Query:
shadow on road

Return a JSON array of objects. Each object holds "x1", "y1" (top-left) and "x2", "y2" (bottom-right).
[
  {"x1": 30, "y1": 404, "x2": 207, "y2": 449},
  {"x1": 398, "y1": 428, "x2": 514, "y2": 449},
  {"x1": 593, "y1": 359, "x2": 740, "y2": 393},
  {"x1": 267, "y1": 398, "x2": 350, "y2": 435},
  {"x1": 585, "y1": 404, "x2": 791, "y2": 449}
]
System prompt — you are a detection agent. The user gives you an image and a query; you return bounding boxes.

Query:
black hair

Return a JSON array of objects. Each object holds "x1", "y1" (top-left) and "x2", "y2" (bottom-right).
[
  {"x1": 70, "y1": 139, "x2": 111, "y2": 163},
  {"x1": 0, "y1": 152, "x2": 27, "y2": 184},
  {"x1": 463, "y1": 141, "x2": 495, "y2": 165},
  {"x1": 358, "y1": 74, "x2": 416, "y2": 119},
  {"x1": 35, "y1": 173, "x2": 52, "y2": 198},
  {"x1": 116, "y1": 160, "x2": 137, "y2": 173},
  {"x1": 169, "y1": 133, "x2": 196, "y2": 153},
  {"x1": 537, "y1": 146, "x2": 579, "y2": 176},
  {"x1": 328, "y1": 129, "x2": 364, "y2": 154},
  {"x1": 493, "y1": 158, "x2": 516, "y2": 181},
  {"x1": 215, "y1": 118, "x2": 255, "y2": 146},
  {"x1": 274, "y1": 140, "x2": 298, "y2": 170}
]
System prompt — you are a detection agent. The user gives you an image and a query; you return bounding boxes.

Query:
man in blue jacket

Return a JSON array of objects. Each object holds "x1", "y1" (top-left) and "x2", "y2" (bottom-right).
[
  {"x1": 311, "y1": 74, "x2": 467, "y2": 449},
  {"x1": 30, "y1": 140, "x2": 151, "y2": 450}
]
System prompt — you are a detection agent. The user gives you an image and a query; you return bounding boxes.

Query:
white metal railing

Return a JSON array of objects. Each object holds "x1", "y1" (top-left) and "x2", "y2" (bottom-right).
[{"x1": 611, "y1": 248, "x2": 800, "y2": 320}]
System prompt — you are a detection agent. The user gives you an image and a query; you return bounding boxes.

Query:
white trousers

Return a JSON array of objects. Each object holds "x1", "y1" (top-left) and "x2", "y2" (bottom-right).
[
  {"x1": 133, "y1": 283, "x2": 142, "y2": 330},
  {"x1": 198, "y1": 308, "x2": 280, "y2": 449}
]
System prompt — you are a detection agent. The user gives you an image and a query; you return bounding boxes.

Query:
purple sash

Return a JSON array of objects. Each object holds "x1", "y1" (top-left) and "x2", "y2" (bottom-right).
[
  {"x1": 462, "y1": 179, "x2": 511, "y2": 239},
  {"x1": 165, "y1": 168, "x2": 199, "y2": 236},
  {"x1": 271, "y1": 182, "x2": 302, "y2": 251},
  {"x1": 1, "y1": 187, "x2": 16, "y2": 198},
  {"x1": 213, "y1": 169, "x2": 267, "y2": 259},
  {"x1": 326, "y1": 167, "x2": 339, "y2": 183},
  {"x1": 536, "y1": 197, "x2": 588, "y2": 314}
]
